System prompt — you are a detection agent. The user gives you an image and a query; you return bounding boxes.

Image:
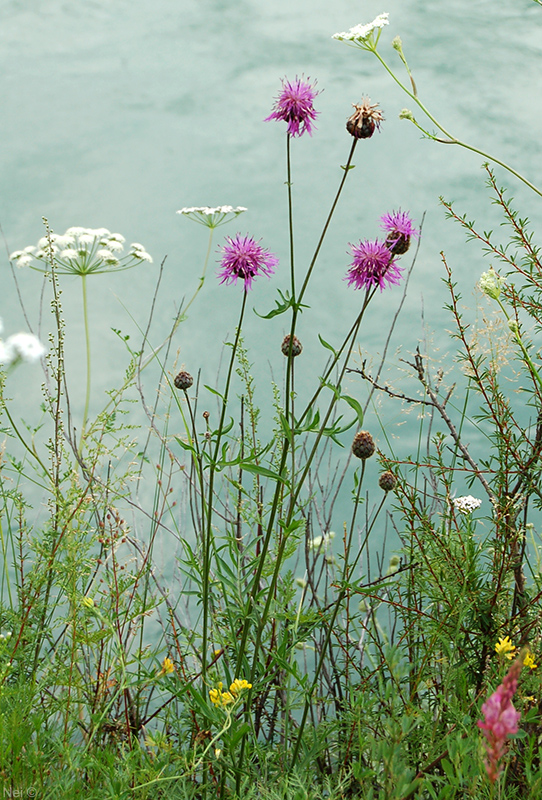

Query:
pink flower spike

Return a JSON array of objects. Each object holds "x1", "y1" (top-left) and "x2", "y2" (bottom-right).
[
  {"x1": 217, "y1": 233, "x2": 278, "y2": 291},
  {"x1": 265, "y1": 76, "x2": 320, "y2": 138},
  {"x1": 477, "y1": 658, "x2": 522, "y2": 784},
  {"x1": 345, "y1": 239, "x2": 403, "y2": 292}
]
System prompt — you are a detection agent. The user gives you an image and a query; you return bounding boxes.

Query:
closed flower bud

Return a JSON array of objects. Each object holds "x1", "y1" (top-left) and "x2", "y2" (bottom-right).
[
  {"x1": 346, "y1": 97, "x2": 384, "y2": 139},
  {"x1": 174, "y1": 370, "x2": 193, "y2": 391},
  {"x1": 352, "y1": 431, "x2": 375, "y2": 460},
  {"x1": 281, "y1": 334, "x2": 303, "y2": 357},
  {"x1": 379, "y1": 471, "x2": 397, "y2": 492}
]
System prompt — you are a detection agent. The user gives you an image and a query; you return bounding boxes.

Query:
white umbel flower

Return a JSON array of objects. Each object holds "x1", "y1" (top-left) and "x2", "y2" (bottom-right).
[
  {"x1": 176, "y1": 205, "x2": 247, "y2": 229},
  {"x1": 0, "y1": 332, "x2": 46, "y2": 365},
  {"x1": 333, "y1": 13, "x2": 389, "y2": 42},
  {"x1": 453, "y1": 495, "x2": 482, "y2": 514}
]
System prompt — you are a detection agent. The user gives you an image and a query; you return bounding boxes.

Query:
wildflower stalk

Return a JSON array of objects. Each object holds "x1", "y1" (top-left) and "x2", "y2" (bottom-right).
[
  {"x1": 202, "y1": 291, "x2": 248, "y2": 680},
  {"x1": 80, "y1": 273, "x2": 92, "y2": 448}
]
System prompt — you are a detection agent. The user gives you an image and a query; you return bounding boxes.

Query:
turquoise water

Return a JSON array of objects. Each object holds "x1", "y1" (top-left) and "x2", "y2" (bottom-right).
[{"x1": 1, "y1": 0, "x2": 541, "y2": 466}]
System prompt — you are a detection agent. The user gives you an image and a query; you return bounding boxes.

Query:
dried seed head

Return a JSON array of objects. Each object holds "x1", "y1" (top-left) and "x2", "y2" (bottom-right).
[
  {"x1": 352, "y1": 431, "x2": 375, "y2": 460},
  {"x1": 203, "y1": 411, "x2": 210, "y2": 420},
  {"x1": 379, "y1": 471, "x2": 397, "y2": 492},
  {"x1": 281, "y1": 334, "x2": 303, "y2": 357},
  {"x1": 174, "y1": 370, "x2": 194, "y2": 391},
  {"x1": 346, "y1": 97, "x2": 384, "y2": 139}
]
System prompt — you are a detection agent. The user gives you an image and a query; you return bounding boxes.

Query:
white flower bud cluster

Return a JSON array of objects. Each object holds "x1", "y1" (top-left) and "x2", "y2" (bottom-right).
[
  {"x1": 10, "y1": 227, "x2": 152, "y2": 275},
  {"x1": 453, "y1": 495, "x2": 482, "y2": 514},
  {"x1": 308, "y1": 531, "x2": 335, "y2": 551},
  {"x1": 479, "y1": 269, "x2": 506, "y2": 300},
  {"x1": 332, "y1": 13, "x2": 389, "y2": 43}
]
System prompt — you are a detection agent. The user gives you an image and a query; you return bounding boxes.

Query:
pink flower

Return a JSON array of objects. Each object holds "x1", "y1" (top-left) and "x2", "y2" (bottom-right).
[
  {"x1": 380, "y1": 209, "x2": 419, "y2": 256},
  {"x1": 217, "y1": 233, "x2": 278, "y2": 291},
  {"x1": 344, "y1": 239, "x2": 403, "y2": 292},
  {"x1": 477, "y1": 658, "x2": 522, "y2": 783},
  {"x1": 265, "y1": 76, "x2": 319, "y2": 138}
]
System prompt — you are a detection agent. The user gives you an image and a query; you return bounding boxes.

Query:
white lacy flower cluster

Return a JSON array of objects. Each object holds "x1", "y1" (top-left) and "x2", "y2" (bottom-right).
[
  {"x1": 479, "y1": 269, "x2": 506, "y2": 301},
  {"x1": 176, "y1": 205, "x2": 247, "y2": 228},
  {"x1": 332, "y1": 13, "x2": 389, "y2": 43},
  {"x1": 453, "y1": 495, "x2": 483, "y2": 514},
  {"x1": 0, "y1": 318, "x2": 46, "y2": 367},
  {"x1": 10, "y1": 227, "x2": 152, "y2": 275}
]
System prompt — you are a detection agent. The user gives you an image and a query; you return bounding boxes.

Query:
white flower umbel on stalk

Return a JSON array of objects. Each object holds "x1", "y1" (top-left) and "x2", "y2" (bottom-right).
[
  {"x1": 0, "y1": 326, "x2": 46, "y2": 368},
  {"x1": 332, "y1": 13, "x2": 389, "y2": 50},
  {"x1": 176, "y1": 206, "x2": 247, "y2": 229},
  {"x1": 10, "y1": 227, "x2": 153, "y2": 275},
  {"x1": 480, "y1": 268, "x2": 506, "y2": 301},
  {"x1": 453, "y1": 495, "x2": 483, "y2": 514}
]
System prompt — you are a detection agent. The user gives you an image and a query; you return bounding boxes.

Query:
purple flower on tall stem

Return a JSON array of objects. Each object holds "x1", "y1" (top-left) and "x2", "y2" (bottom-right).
[
  {"x1": 380, "y1": 209, "x2": 419, "y2": 255},
  {"x1": 217, "y1": 233, "x2": 278, "y2": 291},
  {"x1": 477, "y1": 658, "x2": 522, "y2": 784},
  {"x1": 265, "y1": 76, "x2": 319, "y2": 138},
  {"x1": 345, "y1": 239, "x2": 403, "y2": 292}
]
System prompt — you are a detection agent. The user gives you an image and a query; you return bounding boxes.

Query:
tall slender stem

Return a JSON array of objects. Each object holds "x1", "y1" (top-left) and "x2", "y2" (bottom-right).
[{"x1": 80, "y1": 274, "x2": 92, "y2": 449}]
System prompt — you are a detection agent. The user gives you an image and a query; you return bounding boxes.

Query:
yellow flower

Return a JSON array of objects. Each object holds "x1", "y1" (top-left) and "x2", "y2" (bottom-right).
[
  {"x1": 209, "y1": 683, "x2": 234, "y2": 707},
  {"x1": 82, "y1": 596, "x2": 95, "y2": 609},
  {"x1": 230, "y1": 678, "x2": 252, "y2": 697},
  {"x1": 158, "y1": 657, "x2": 175, "y2": 676},
  {"x1": 524, "y1": 651, "x2": 538, "y2": 670},
  {"x1": 495, "y1": 636, "x2": 516, "y2": 658}
]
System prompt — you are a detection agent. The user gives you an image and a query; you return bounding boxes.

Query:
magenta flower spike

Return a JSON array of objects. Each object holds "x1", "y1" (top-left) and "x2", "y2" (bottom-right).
[
  {"x1": 380, "y1": 209, "x2": 419, "y2": 256},
  {"x1": 477, "y1": 658, "x2": 522, "y2": 784},
  {"x1": 217, "y1": 233, "x2": 278, "y2": 291},
  {"x1": 265, "y1": 76, "x2": 320, "y2": 138},
  {"x1": 345, "y1": 239, "x2": 403, "y2": 292}
]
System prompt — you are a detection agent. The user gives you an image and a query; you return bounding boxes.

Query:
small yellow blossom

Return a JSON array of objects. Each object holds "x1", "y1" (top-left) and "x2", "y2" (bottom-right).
[
  {"x1": 209, "y1": 682, "x2": 234, "y2": 707},
  {"x1": 524, "y1": 651, "x2": 538, "y2": 670},
  {"x1": 230, "y1": 678, "x2": 252, "y2": 697},
  {"x1": 495, "y1": 636, "x2": 516, "y2": 658},
  {"x1": 82, "y1": 596, "x2": 95, "y2": 609},
  {"x1": 158, "y1": 657, "x2": 175, "y2": 676}
]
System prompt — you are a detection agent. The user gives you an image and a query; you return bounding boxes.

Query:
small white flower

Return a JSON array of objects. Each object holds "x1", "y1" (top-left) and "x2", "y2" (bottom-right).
[
  {"x1": 96, "y1": 249, "x2": 119, "y2": 264},
  {"x1": 131, "y1": 249, "x2": 153, "y2": 263},
  {"x1": 15, "y1": 254, "x2": 34, "y2": 268},
  {"x1": 480, "y1": 268, "x2": 506, "y2": 300},
  {"x1": 130, "y1": 242, "x2": 146, "y2": 251},
  {"x1": 60, "y1": 249, "x2": 79, "y2": 260},
  {"x1": 453, "y1": 495, "x2": 482, "y2": 514},
  {"x1": 309, "y1": 531, "x2": 335, "y2": 551},
  {"x1": 0, "y1": 332, "x2": 46, "y2": 365},
  {"x1": 332, "y1": 13, "x2": 389, "y2": 42},
  {"x1": 78, "y1": 233, "x2": 97, "y2": 245},
  {"x1": 65, "y1": 226, "x2": 87, "y2": 236},
  {"x1": 102, "y1": 239, "x2": 124, "y2": 252}
]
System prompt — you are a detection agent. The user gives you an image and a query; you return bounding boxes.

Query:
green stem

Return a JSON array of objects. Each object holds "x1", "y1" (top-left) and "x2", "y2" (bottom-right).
[
  {"x1": 80, "y1": 274, "x2": 92, "y2": 449},
  {"x1": 201, "y1": 291, "x2": 248, "y2": 681},
  {"x1": 371, "y1": 50, "x2": 542, "y2": 200}
]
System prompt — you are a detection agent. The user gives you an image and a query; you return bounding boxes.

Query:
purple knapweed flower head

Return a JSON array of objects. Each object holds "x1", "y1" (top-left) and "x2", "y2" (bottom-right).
[
  {"x1": 217, "y1": 233, "x2": 278, "y2": 291},
  {"x1": 380, "y1": 209, "x2": 419, "y2": 255},
  {"x1": 477, "y1": 657, "x2": 522, "y2": 784},
  {"x1": 265, "y1": 76, "x2": 319, "y2": 138},
  {"x1": 345, "y1": 239, "x2": 403, "y2": 292}
]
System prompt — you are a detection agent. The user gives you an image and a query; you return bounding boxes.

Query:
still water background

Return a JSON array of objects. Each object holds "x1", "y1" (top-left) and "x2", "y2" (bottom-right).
[{"x1": 1, "y1": 0, "x2": 542, "y2": 540}]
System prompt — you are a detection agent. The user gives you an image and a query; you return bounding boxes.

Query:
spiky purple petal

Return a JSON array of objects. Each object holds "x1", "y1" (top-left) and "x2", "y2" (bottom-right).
[
  {"x1": 218, "y1": 233, "x2": 278, "y2": 291},
  {"x1": 345, "y1": 239, "x2": 403, "y2": 292},
  {"x1": 265, "y1": 76, "x2": 319, "y2": 138}
]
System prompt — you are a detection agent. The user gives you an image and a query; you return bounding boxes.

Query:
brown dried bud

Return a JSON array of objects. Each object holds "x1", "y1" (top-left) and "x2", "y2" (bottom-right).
[
  {"x1": 378, "y1": 471, "x2": 397, "y2": 492},
  {"x1": 281, "y1": 334, "x2": 303, "y2": 357},
  {"x1": 174, "y1": 370, "x2": 193, "y2": 391},
  {"x1": 203, "y1": 411, "x2": 210, "y2": 421},
  {"x1": 352, "y1": 431, "x2": 375, "y2": 460},
  {"x1": 346, "y1": 97, "x2": 384, "y2": 139}
]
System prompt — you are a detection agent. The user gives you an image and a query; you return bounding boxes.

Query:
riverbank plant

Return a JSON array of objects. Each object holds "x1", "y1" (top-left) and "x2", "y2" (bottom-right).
[{"x1": 1, "y1": 11, "x2": 542, "y2": 799}]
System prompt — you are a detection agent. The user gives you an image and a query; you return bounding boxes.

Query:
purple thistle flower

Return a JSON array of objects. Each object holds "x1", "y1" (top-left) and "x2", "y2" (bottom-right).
[
  {"x1": 217, "y1": 233, "x2": 278, "y2": 291},
  {"x1": 345, "y1": 239, "x2": 403, "y2": 292},
  {"x1": 477, "y1": 658, "x2": 522, "y2": 784},
  {"x1": 380, "y1": 209, "x2": 420, "y2": 256},
  {"x1": 265, "y1": 76, "x2": 319, "y2": 138}
]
